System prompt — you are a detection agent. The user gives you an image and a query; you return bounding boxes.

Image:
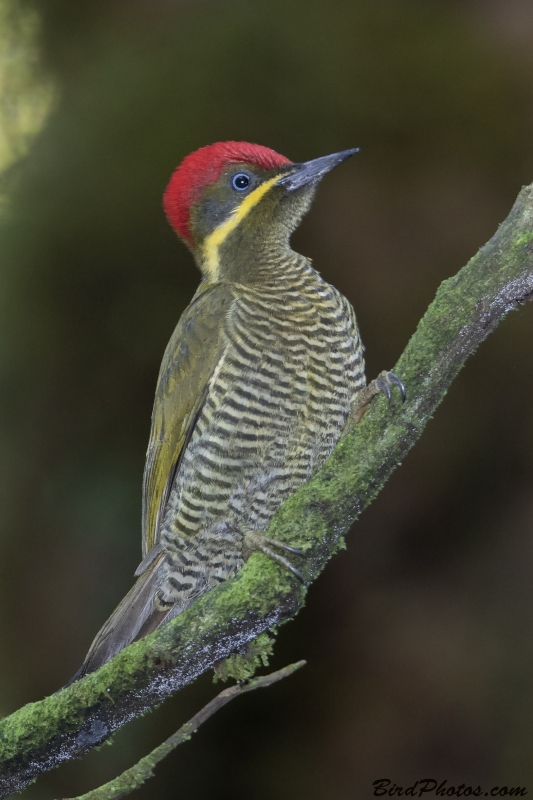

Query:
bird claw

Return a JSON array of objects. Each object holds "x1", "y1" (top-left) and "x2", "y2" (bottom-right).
[
  {"x1": 376, "y1": 370, "x2": 406, "y2": 403},
  {"x1": 375, "y1": 378, "x2": 391, "y2": 402},
  {"x1": 346, "y1": 369, "x2": 406, "y2": 430},
  {"x1": 261, "y1": 536, "x2": 305, "y2": 558},
  {"x1": 244, "y1": 532, "x2": 305, "y2": 584}
]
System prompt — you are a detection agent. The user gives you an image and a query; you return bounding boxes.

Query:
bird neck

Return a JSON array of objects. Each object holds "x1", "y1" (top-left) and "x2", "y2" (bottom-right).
[{"x1": 198, "y1": 227, "x2": 312, "y2": 286}]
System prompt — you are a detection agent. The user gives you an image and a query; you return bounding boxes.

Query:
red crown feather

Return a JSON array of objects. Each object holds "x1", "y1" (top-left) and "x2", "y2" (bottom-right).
[{"x1": 163, "y1": 141, "x2": 291, "y2": 246}]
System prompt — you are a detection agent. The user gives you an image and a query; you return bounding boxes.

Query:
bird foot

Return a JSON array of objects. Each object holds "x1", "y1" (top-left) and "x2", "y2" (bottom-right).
[
  {"x1": 374, "y1": 370, "x2": 406, "y2": 403},
  {"x1": 347, "y1": 370, "x2": 406, "y2": 427},
  {"x1": 243, "y1": 531, "x2": 305, "y2": 583}
]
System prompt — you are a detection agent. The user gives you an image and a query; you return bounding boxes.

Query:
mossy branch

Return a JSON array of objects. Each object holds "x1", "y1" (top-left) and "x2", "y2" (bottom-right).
[
  {"x1": 59, "y1": 661, "x2": 305, "y2": 800},
  {"x1": 1, "y1": 184, "x2": 532, "y2": 797}
]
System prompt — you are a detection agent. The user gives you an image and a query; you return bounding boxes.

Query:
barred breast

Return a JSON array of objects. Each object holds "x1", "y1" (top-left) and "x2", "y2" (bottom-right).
[{"x1": 158, "y1": 255, "x2": 365, "y2": 611}]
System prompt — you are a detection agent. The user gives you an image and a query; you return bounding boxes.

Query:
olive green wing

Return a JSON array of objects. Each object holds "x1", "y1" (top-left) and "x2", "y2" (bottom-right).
[{"x1": 141, "y1": 282, "x2": 234, "y2": 557}]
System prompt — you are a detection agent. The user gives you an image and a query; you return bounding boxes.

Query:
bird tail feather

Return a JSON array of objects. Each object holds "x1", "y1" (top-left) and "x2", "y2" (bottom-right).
[{"x1": 66, "y1": 553, "x2": 168, "y2": 685}]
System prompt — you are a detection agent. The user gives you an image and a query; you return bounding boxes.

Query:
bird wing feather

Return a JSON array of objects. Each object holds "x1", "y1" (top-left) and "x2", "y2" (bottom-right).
[{"x1": 141, "y1": 282, "x2": 234, "y2": 556}]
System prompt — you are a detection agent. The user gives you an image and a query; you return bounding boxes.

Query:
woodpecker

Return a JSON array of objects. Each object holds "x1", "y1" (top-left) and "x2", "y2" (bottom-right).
[{"x1": 72, "y1": 141, "x2": 404, "y2": 680}]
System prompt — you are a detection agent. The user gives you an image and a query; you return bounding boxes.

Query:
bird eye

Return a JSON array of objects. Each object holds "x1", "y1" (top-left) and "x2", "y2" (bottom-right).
[{"x1": 232, "y1": 173, "x2": 251, "y2": 191}]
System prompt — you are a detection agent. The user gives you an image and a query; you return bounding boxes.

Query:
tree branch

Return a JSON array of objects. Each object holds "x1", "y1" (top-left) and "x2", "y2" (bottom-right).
[
  {"x1": 1, "y1": 183, "x2": 532, "y2": 797},
  {"x1": 59, "y1": 661, "x2": 305, "y2": 800}
]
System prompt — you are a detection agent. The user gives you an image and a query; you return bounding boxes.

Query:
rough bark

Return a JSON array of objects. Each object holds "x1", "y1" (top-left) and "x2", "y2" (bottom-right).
[{"x1": 0, "y1": 183, "x2": 532, "y2": 797}]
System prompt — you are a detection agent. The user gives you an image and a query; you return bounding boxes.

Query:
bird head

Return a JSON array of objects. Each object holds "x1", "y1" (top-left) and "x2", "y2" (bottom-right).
[{"x1": 163, "y1": 141, "x2": 358, "y2": 283}]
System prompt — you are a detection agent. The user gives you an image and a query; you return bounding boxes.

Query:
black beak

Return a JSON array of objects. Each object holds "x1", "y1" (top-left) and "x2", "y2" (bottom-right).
[{"x1": 277, "y1": 148, "x2": 359, "y2": 192}]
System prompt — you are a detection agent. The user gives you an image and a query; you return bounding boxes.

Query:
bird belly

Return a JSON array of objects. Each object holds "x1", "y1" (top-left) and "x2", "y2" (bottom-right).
[{"x1": 157, "y1": 283, "x2": 364, "y2": 611}]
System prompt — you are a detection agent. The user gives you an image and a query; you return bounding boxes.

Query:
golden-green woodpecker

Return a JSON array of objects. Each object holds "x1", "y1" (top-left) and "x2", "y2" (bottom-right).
[{"x1": 72, "y1": 141, "x2": 404, "y2": 681}]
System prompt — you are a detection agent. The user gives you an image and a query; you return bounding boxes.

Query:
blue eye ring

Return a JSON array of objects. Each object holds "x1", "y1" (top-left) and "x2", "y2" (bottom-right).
[{"x1": 232, "y1": 173, "x2": 251, "y2": 191}]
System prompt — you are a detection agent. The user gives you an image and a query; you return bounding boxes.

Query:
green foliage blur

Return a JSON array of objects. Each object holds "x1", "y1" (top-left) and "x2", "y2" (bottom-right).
[
  {"x1": 1, "y1": 0, "x2": 533, "y2": 797},
  {"x1": 0, "y1": 3, "x2": 53, "y2": 179}
]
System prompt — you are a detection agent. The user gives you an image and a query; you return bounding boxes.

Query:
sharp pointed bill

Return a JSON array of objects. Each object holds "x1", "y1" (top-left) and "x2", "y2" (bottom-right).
[{"x1": 277, "y1": 148, "x2": 359, "y2": 192}]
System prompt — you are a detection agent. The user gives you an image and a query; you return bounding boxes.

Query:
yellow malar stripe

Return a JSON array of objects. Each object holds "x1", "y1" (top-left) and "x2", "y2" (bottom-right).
[{"x1": 202, "y1": 174, "x2": 282, "y2": 279}]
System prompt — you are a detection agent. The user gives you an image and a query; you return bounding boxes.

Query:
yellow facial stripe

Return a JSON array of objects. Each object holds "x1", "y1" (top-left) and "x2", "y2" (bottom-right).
[{"x1": 202, "y1": 174, "x2": 282, "y2": 279}]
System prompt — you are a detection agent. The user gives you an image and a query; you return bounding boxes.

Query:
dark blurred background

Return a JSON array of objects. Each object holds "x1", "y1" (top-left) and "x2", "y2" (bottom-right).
[{"x1": 1, "y1": 0, "x2": 533, "y2": 797}]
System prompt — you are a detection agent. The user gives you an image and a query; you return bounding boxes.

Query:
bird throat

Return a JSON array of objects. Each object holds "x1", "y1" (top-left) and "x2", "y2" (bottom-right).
[{"x1": 201, "y1": 174, "x2": 282, "y2": 281}]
